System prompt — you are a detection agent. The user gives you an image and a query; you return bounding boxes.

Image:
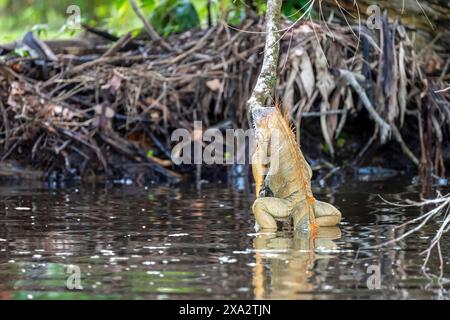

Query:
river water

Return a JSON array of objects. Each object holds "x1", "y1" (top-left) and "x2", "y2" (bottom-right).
[{"x1": 0, "y1": 179, "x2": 449, "y2": 299}]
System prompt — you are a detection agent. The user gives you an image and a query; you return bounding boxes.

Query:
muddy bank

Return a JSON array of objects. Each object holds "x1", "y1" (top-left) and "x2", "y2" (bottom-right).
[{"x1": 0, "y1": 18, "x2": 449, "y2": 183}]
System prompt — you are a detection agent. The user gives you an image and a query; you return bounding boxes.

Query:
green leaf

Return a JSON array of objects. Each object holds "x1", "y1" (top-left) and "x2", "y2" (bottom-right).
[
  {"x1": 150, "y1": 0, "x2": 201, "y2": 37},
  {"x1": 13, "y1": 47, "x2": 30, "y2": 57}
]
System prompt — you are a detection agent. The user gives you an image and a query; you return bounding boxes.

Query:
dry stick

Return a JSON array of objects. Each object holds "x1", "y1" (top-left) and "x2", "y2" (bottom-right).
[
  {"x1": 23, "y1": 31, "x2": 58, "y2": 61},
  {"x1": 246, "y1": 0, "x2": 283, "y2": 115},
  {"x1": 129, "y1": 0, "x2": 172, "y2": 52},
  {"x1": 99, "y1": 132, "x2": 180, "y2": 181},
  {"x1": 210, "y1": 43, "x2": 264, "y2": 71},
  {"x1": 438, "y1": 58, "x2": 450, "y2": 81},
  {"x1": 319, "y1": 166, "x2": 341, "y2": 186},
  {"x1": 67, "y1": 55, "x2": 148, "y2": 76},
  {"x1": 369, "y1": 193, "x2": 450, "y2": 273},
  {"x1": 160, "y1": 28, "x2": 215, "y2": 65},
  {"x1": 102, "y1": 32, "x2": 133, "y2": 58},
  {"x1": 1, "y1": 140, "x2": 19, "y2": 161},
  {"x1": 337, "y1": 69, "x2": 391, "y2": 143},
  {"x1": 217, "y1": 20, "x2": 254, "y2": 52},
  {"x1": 353, "y1": 126, "x2": 378, "y2": 166},
  {"x1": 299, "y1": 110, "x2": 345, "y2": 117},
  {"x1": 0, "y1": 101, "x2": 10, "y2": 147},
  {"x1": 391, "y1": 123, "x2": 419, "y2": 165},
  {"x1": 54, "y1": 126, "x2": 108, "y2": 171},
  {"x1": 338, "y1": 69, "x2": 419, "y2": 166},
  {"x1": 434, "y1": 86, "x2": 450, "y2": 93},
  {"x1": 82, "y1": 24, "x2": 119, "y2": 41}
]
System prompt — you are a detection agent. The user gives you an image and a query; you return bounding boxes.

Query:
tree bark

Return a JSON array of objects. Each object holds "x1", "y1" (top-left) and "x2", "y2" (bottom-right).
[{"x1": 247, "y1": 0, "x2": 283, "y2": 115}]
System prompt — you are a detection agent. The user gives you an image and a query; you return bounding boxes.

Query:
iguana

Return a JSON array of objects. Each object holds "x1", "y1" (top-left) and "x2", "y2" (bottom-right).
[{"x1": 251, "y1": 106, "x2": 341, "y2": 232}]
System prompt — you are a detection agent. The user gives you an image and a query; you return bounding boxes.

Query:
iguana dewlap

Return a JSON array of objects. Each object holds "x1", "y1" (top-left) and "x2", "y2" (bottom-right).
[{"x1": 251, "y1": 106, "x2": 341, "y2": 232}]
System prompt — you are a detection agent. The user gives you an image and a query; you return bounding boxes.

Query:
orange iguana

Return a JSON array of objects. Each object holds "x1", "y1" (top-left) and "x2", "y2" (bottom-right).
[{"x1": 251, "y1": 106, "x2": 341, "y2": 232}]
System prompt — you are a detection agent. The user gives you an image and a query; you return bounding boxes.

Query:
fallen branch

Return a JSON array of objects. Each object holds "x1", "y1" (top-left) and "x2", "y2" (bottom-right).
[
  {"x1": 370, "y1": 193, "x2": 450, "y2": 273},
  {"x1": 101, "y1": 32, "x2": 133, "y2": 58},
  {"x1": 391, "y1": 123, "x2": 419, "y2": 165},
  {"x1": 336, "y1": 69, "x2": 391, "y2": 144}
]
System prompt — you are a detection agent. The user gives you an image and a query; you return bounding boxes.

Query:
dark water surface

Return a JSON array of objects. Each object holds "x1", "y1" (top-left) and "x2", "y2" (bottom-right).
[{"x1": 0, "y1": 179, "x2": 449, "y2": 300}]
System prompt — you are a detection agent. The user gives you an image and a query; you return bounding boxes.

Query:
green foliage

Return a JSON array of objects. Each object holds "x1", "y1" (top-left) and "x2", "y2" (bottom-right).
[
  {"x1": 336, "y1": 132, "x2": 348, "y2": 149},
  {"x1": 13, "y1": 47, "x2": 30, "y2": 57},
  {"x1": 322, "y1": 142, "x2": 330, "y2": 155},
  {"x1": 146, "y1": 149, "x2": 154, "y2": 158},
  {"x1": 0, "y1": 0, "x2": 98, "y2": 42},
  {"x1": 150, "y1": 0, "x2": 200, "y2": 36},
  {"x1": 282, "y1": 0, "x2": 312, "y2": 20},
  {"x1": 98, "y1": 0, "x2": 146, "y2": 35},
  {"x1": 0, "y1": 0, "x2": 318, "y2": 43},
  {"x1": 337, "y1": 136, "x2": 346, "y2": 148}
]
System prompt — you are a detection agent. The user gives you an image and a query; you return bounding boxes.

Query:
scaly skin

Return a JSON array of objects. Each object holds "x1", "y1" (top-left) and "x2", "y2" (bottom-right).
[{"x1": 251, "y1": 106, "x2": 341, "y2": 232}]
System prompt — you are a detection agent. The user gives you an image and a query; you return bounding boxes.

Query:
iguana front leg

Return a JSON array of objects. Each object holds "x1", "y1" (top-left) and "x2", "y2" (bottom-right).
[{"x1": 252, "y1": 144, "x2": 268, "y2": 197}]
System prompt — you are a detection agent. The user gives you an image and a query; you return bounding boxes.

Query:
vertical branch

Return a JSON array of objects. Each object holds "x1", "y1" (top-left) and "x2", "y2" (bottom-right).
[
  {"x1": 129, "y1": 0, "x2": 172, "y2": 51},
  {"x1": 247, "y1": 0, "x2": 283, "y2": 115},
  {"x1": 207, "y1": 0, "x2": 212, "y2": 28}
]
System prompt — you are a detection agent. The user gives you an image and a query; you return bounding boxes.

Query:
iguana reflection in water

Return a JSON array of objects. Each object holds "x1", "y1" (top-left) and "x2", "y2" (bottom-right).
[{"x1": 252, "y1": 227, "x2": 341, "y2": 299}]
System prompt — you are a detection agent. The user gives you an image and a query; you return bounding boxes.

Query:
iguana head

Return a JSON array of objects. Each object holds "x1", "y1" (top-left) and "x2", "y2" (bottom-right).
[{"x1": 251, "y1": 107, "x2": 277, "y2": 144}]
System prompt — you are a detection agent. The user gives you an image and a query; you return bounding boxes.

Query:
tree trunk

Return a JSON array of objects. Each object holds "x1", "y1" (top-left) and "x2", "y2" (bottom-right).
[{"x1": 247, "y1": 0, "x2": 283, "y2": 115}]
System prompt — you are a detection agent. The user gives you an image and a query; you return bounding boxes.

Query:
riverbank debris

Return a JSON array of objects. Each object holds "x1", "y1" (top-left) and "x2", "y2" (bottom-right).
[{"x1": 0, "y1": 18, "x2": 448, "y2": 182}]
